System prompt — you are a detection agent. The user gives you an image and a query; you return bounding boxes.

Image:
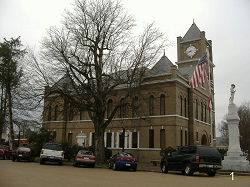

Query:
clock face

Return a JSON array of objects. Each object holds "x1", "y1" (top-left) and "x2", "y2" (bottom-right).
[{"x1": 185, "y1": 45, "x2": 197, "y2": 58}]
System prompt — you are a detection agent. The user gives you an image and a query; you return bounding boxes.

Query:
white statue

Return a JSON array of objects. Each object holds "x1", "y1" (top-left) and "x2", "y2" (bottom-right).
[{"x1": 229, "y1": 84, "x2": 236, "y2": 104}]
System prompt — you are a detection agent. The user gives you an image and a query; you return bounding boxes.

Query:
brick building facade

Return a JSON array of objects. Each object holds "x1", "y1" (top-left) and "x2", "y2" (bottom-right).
[{"x1": 42, "y1": 22, "x2": 215, "y2": 162}]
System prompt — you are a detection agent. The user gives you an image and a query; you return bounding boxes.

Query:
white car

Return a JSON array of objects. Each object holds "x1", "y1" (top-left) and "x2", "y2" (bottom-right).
[{"x1": 40, "y1": 143, "x2": 64, "y2": 165}]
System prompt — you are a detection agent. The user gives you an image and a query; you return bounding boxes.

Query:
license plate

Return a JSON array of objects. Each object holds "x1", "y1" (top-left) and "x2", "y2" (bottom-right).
[
  {"x1": 126, "y1": 163, "x2": 131, "y2": 166},
  {"x1": 84, "y1": 157, "x2": 89, "y2": 160},
  {"x1": 19, "y1": 155, "x2": 22, "y2": 157},
  {"x1": 207, "y1": 165, "x2": 214, "y2": 168},
  {"x1": 49, "y1": 156, "x2": 54, "y2": 159}
]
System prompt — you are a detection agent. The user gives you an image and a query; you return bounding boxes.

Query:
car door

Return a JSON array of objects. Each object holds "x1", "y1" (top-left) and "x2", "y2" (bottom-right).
[{"x1": 168, "y1": 148, "x2": 186, "y2": 170}]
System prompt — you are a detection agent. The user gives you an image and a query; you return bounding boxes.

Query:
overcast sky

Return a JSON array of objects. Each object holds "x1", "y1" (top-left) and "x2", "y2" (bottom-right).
[{"x1": 1, "y1": 0, "x2": 250, "y2": 135}]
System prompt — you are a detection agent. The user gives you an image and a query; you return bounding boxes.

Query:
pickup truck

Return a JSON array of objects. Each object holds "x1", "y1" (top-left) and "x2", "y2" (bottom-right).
[
  {"x1": 40, "y1": 143, "x2": 64, "y2": 165},
  {"x1": 160, "y1": 145, "x2": 222, "y2": 176}
]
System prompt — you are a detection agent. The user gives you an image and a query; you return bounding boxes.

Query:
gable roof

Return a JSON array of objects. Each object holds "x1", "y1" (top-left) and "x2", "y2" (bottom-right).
[
  {"x1": 182, "y1": 22, "x2": 201, "y2": 42},
  {"x1": 148, "y1": 55, "x2": 174, "y2": 76}
]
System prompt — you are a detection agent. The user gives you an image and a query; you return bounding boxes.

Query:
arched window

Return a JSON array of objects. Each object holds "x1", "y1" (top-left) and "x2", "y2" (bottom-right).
[
  {"x1": 195, "y1": 99, "x2": 198, "y2": 119},
  {"x1": 180, "y1": 96, "x2": 183, "y2": 116},
  {"x1": 160, "y1": 94, "x2": 165, "y2": 115},
  {"x1": 107, "y1": 99, "x2": 113, "y2": 118},
  {"x1": 204, "y1": 104, "x2": 207, "y2": 122},
  {"x1": 48, "y1": 105, "x2": 52, "y2": 121},
  {"x1": 184, "y1": 98, "x2": 187, "y2": 117},
  {"x1": 54, "y1": 105, "x2": 58, "y2": 121},
  {"x1": 119, "y1": 98, "x2": 126, "y2": 118},
  {"x1": 201, "y1": 102, "x2": 203, "y2": 121},
  {"x1": 132, "y1": 96, "x2": 139, "y2": 117},
  {"x1": 149, "y1": 95, "x2": 154, "y2": 116}
]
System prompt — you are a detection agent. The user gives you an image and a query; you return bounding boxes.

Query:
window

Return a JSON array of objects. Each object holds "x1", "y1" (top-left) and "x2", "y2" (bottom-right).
[
  {"x1": 68, "y1": 133, "x2": 72, "y2": 144},
  {"x1": 119, "y1": 98, "x2": 126, "y2": 118},
  {"x1": 132, "y1": 132, "x2": 138, "y2": 148},
  {"x1": 69, "y1": 103, "x2": 74, "y2": 121},
  {"x1": 149, "y1": 95, "x2": 154, "y2": 116},
  {"x1": 119, "y1": 132, "x2": 124, "y2": 148},
  {"x1": 132, "y1": 97, "x2": 139, "y2": 117},
  {"x1": 106, "y1": 132, "x2": 112, "y2": 147},
  {"x1": 180, "y1": 96, "x2": 183, "y2": 116},
  {"x1": 160, "y1": 94, "x2": 165, "y2": 115},
  {"x1": 54, "y1": 105, "x2": 58, "y2": 121},
  {"x1": 184, "y1": 98, "x2": 187, "y2": 117},
  {"x1": 48, "y1": 105, "x2": 52, "y2": 121},
  {"x1": 201, "y1": 102, "x2": 203, "y2": 121},
  {"x1": 195, "y1": 99, "x2": 198, "y2": 119},
  {"x1": 204, "y1": 104, "x2": 207, "y2": 122},
  {"x1": 107, "y1": 99, "x2": 113, "y2": 118},
  {"x1": 160, "y1": 129, "x2": 165, "y2": 148},
  {"x1": 80, "y1": 110, "x2": 84, "y2": 120},
  {"x1": 196, "y1": 131, "x2": 199, "y2": 142},
  {"x1": 149, "y1": 129, "x2": 154, "y2": 148}
]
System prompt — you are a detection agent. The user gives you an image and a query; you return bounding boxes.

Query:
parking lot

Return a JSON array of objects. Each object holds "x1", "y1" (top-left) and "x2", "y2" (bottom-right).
[{"x1": 0, "y1": 159, "x2": 250, "y2": 187}]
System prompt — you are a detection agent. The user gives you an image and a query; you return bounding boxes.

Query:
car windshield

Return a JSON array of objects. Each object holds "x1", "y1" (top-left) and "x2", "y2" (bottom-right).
[
  {"x1": 18, "y1": 147, "x2": 30, "y2": 152},
  {"x1": 43, "y1": 144, "x2": 62, "y2": 151},
  {"x1": 120, "y1": 152, "x2": 134, "y2": 158},
  {"x1": 78, "y1": 151, "x2": 93, "y2": 155}
]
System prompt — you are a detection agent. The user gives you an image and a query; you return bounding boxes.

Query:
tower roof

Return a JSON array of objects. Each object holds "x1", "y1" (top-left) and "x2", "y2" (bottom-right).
[{"x1": 182, "y1": 22, "x2": 201, "y2": 42}]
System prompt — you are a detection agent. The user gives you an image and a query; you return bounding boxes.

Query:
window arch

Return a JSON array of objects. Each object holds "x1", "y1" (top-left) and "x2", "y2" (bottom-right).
[
  {"x1": 160, "y1": 94, "x2": 165, "y2": 115},
  {"x1": 149, "y1": 95, "x2": 154, "y2": 116}
]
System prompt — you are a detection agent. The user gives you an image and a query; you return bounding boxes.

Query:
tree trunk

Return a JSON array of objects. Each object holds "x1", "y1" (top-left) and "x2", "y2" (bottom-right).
[
  {"x1": 94, "y1": 126, "x2": 106, "y2": 164},
  {"x1": 7, "y1": 86, "x2": 15, "y2": 150}
]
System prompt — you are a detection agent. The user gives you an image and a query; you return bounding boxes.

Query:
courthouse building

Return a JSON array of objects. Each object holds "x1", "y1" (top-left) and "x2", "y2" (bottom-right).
[{"x1": 42, "y1": 22, "x2": 215, "y2": 161}]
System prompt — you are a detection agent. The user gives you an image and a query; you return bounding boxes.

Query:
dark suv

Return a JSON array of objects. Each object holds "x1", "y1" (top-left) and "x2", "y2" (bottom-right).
[{"x1": 160, "y1": 145, "x2": 222, "y2": 176}]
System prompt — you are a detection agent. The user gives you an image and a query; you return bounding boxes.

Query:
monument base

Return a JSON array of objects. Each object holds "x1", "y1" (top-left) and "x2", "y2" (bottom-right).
[{"x1": 222, "y1": 155, "x2": 250, "y2": 171}]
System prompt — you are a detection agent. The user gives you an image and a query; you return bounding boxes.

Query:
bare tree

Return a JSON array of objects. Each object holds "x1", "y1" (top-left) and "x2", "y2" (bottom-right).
[{"x1": 38, "y1": 0, "x2": 166, "y2": 164}]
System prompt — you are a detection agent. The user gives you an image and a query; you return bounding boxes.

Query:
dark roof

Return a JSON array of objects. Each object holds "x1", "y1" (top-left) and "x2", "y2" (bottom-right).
[
  {"x1": 50, "y1": 73, "x2": 76, "y2": 91},
  {"x1": 148, "y1": 55, "x2": 174, "y2": 76},
  {"x1": 182, "y1": 22, "x2": 201, "y2": 42}
]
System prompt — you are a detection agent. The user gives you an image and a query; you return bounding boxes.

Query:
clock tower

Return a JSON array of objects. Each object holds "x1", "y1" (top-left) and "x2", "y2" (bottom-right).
[{"x1": 176, "y1": 22, "x2": 216, "y2": 146}]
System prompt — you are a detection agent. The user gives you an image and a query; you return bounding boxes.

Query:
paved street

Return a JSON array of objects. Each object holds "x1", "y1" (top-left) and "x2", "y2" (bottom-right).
[{"x1": 0, "y1": 159, "x2": 250, "y2": 187}]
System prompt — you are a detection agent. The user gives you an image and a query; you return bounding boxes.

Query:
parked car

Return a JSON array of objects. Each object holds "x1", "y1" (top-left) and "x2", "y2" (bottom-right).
[
  {"x1": 0, "y1": 145, "x2": 12, "y2": 160},
  {"x1": 12, "y1": 147, "x2": 35, "y2": 162},
  {"x1": 160, "y1": 145, "x2": 222, "y2": 176},
  {"x1": 40, "y1": 143, "x2": 64, "y2": 165},
  {"x1": 73, "y1": 150, "x2": 95, "y2": 168},
  {"x1": 109, "y1": 152, "x2": 138, "y2": 171}
]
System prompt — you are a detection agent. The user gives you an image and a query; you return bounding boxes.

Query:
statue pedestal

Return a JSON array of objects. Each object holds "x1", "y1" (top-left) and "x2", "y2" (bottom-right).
[{"x1": 222, "y1": 104, "x2": 250, "y2": 171}]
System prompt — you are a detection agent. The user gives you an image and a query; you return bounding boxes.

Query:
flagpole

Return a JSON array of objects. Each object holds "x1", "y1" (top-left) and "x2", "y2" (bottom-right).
[{"x1": 206, "y1": 48, "x2": 213, "y2": 147}]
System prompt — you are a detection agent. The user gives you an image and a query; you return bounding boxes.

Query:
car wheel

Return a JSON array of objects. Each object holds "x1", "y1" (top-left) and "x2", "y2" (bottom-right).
[
  {"x1": 12, "y1": 158, "x2": 15, "y2": 162},
  {"x1": 92, "y1": 164, "x2": 95, "y2": 168},
  {"x1": 161, "y1": 162, "x2": 168, "y2": 173},
  {"x1": 40, "y1": 159, "x2": 44, "y2": 165},
  {"x1": 184, "y1": 163, "x2": 193, "y2": 176},
  {"x1": 3, "y1": 154, "x2": 5, "y2": 160},
  {"x1": 206, "y1": 171, "x2": 216, "y2": 177},
  {"x1": 73, "y1": 162, "x2": 78, "y2": 167},
  {"x1": 59, "y1": 161, "x2": 63, "y2": 165},
  {"x1": 17, "y1": 158, "x2": 20, "y2": 162},
  {"x1": 108, "y1": 163, "x2": 112, "y2": 169},
  {"x1": 133, "y1": 167, "x2": 137, "y2": 172}
]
